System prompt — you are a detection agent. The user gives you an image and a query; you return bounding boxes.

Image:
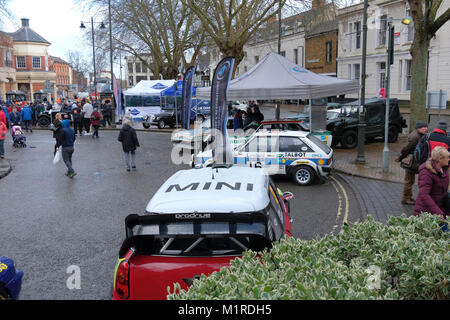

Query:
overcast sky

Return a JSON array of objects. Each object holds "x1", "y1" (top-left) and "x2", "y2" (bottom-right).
[{"x1": 3, "y1": 0, "x2": 99, "y2": 64}]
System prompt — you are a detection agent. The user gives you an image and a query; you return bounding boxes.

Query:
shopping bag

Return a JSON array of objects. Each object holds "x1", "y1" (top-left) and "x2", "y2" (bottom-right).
[{"x1": 53, "y1": 148, "x2": 61, "y2": 165}]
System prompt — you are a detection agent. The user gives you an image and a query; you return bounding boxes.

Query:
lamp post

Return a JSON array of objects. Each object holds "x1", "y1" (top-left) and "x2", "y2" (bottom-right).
[
  {"x1": 382, "y1": 16, "x2": 412, "y2": 173},
  {"x1": 356, "y1": 0, "x2": 369, "y2": 164},
  {"x1": 80, "y1": 18, "x2": 105, "y2": 103}
]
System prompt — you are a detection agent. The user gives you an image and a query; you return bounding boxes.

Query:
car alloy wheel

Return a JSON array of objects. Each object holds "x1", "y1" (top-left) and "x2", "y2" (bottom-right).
[
  {"x1": 158, "y1": 120, "x2": 165, "y2": 129},
  {"x1": 292, "y1": 165, "x2": 315, "y2": 186},
  {"x1": 38, "y1": 116, "x2": 51, "y2": 127},
  {"x1": 388, "y1": 125, "x2": 399, "y2": 143}
]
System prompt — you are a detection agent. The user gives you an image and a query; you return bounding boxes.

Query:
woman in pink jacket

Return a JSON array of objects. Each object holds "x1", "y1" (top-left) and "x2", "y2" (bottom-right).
[
  {"x1": 414, "y1": 146, "x2": 450, "y2": 219},
  {"x1": 0, "y1": 120, "x2": 6, "y2": 158}
]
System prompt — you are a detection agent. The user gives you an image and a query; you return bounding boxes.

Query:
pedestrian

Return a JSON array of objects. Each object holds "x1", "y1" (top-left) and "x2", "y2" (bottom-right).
[
  {"x1": 102, "y1": 100, "x2": 113, "y2": 127},
  {"x1": 395, "y1": 120, "x2": 428, "y2": 205},
  {"x1": 90, "y1": 107, "x2": 101, "y2": 139},
  {"x1": 243, "y1": 106, "x2": 253, "y2": 128},
  {"x1": 71, "y1": 102, "x2": 83, "y2": 136},
  {"x1": 52, "y1": 113, "x2": 63, "y2": 155},
  {"x1": 0, "y1": 106, "x2": 6, "y2": 127},
  {"x1": 118, "y1": 118, "x2": 140, "y2": 172},
  {"x1": 0, "y1": 120, "x2": 6, "y2": 158},
  {"x1": 233, "y1": 109, "x2": 243, "y2": 132},
  {"x1": 2, "y1": 105, "x2": 9, "y2": 129},
  {"x1": 427, "y1": 120, "x2": 450, "y2": 154},
  {"x1": 81, "y1": 98, "x2": 93, "y2": 135},
  {"x1": 252, "y1": 106, "x2": 264, "y2": 124},
  {"x1": 21, "y1": 104, "x2": 33, "y2": 132},
  {"x1": 8, "y1": 107, "x2": 21, "y2": 127},
  {"x1": 56, "y1": 119, "x2": 77, "y2": 178},
  {"x1": 414, "y1": 146, "x2": 450, "y2": 219}
]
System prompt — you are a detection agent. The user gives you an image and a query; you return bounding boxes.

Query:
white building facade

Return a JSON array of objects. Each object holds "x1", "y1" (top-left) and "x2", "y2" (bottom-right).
[
  {"x1": 125, "y1": 54, "x2": 155, "y2": 87},
  {"x1": 337, "y1": 0, "x2": 450, "y2": 103}
]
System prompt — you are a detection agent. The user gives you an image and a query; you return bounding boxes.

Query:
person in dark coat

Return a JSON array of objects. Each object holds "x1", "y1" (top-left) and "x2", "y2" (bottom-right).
[
  {"x1": 427, "y1": 120, "x2": 450, "y2": 154},
  {"x1": 52, "y1": 113, "x2": 63, "y2": 155},
  {"x1": 56, "y1": 119, "x2": 77, "y2": 178},
  {"x1": 252, "y1": 106, "x2": 264, "y2": 124},
  {"x1": 395, "y1": 121, "x2": 428, "y2": 205},
  {"x1": 8, "y1": 107, "x2": 21, "y2": 126},
  {"x1": 118, "y1": 118, "x2": 140, "y2": 171},
  {"x1": 243, "y1": 106, "x2": 253, "y2": 128},
  {"x1": 71, "y1": 102, "x2": 83, "y2": 136},
  {"x1": 414, "y1": 146, "x2": 450, "y2": 219},
  {"x1": 101, "y1": 100, "x2": 113, "y2": 127},
  {"x1": 233, "y1": 110, "x2": 243, "y2": 132}
]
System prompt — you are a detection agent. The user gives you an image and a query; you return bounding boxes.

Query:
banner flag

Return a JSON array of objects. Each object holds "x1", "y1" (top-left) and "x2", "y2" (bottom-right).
[
  {"x1": 181, "y1": 66, "x2": 195, "y2": 130},
  {"x1": 210, "y1": 56, "x2": 235, "y2": 164}
]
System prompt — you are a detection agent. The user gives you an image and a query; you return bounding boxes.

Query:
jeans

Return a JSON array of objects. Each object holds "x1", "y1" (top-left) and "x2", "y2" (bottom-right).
[
  {"x1": 83, "y1": 118, "x2": 90, "y2": 133},
  {"x1": 0, "y1": 139, "x2": 4, "y2": 156},
  {"x1": 124, "y1": 151, "x2": 136, "y2": 169},
  {"x1": 73, "y1": 121, "x2": 83, "y2": 135},
  {"x1": 92, "y1": 125, "x2": 99, "y2": 138},
  {"x1": 23, "y1": 120, "x2": 32, "y2": 132},
  {"x1": 62, "y1": 146, "x2": 75, "y2": 174}
]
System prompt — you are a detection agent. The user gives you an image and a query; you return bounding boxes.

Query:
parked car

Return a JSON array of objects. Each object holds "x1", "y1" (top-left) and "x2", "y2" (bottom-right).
[
  {"x1": 195, "y1": 130, "x2": 334, "y2": 186},
  {"x1": 327, "y1": 98, "x2": 407, "y2": 149},
  {"x1": 112, "y1": 165, "x2": 293, "y2": 300}
]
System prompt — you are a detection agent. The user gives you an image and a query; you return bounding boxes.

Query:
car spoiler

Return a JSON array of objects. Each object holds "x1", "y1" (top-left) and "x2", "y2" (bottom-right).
[{"x1": 119, "y1": 213, "x2": 271, "y2": 258}]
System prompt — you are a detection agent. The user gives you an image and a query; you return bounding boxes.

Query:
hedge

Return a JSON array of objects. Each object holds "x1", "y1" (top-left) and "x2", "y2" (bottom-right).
[{"x1": 167, "y1": 214, "x2": 449, "y2": 300}]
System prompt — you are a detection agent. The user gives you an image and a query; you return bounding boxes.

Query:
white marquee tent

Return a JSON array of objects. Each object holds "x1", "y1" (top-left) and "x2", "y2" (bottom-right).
[{"x1": 196, "y1": 52, "x2": 359, "y2": 100}]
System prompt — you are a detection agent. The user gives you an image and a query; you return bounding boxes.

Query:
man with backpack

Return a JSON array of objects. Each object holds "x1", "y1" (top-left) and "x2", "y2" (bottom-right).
[{"x1": 395, "y1": 121, "x2": 428, "y2": 205}]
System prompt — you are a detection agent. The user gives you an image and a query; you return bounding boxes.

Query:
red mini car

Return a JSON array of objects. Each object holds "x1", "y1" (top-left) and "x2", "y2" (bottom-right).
[{"x1": 113, "y1": 165, "x2": 293, "y2": 300}]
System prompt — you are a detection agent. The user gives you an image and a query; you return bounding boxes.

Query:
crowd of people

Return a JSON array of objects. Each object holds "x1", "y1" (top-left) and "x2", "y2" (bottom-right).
[
  {"x1": 396, "y1": 120, "x2": 450, "y2": 226},
  {"x1": 229, "y1": 100, "x2": 265, "y2": 132}
]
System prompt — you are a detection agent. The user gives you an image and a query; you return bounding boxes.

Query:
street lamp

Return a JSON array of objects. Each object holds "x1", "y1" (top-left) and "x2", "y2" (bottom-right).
[
  {"x1": 382, "y1": 16, "x2": 412, "y2": 173},
  {"x1": 80, "y1": 17, "x2": 105, "y2": 103},
  {"x1": 355, "y1": 0, "x2": 369, "y2": 164}
]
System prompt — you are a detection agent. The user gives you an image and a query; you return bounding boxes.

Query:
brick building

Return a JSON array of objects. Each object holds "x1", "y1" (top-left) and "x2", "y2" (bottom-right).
[
  {"x1": 0, "y1": 31, "x2": 16, "y2": 101},
  {"x1": 7, "y1": 18, "x2": 57, "y2": 102},
  {"x1": 305, "y1": 20, "x2": 338, "y2": 76},
  {"x1": 49, "y1": 55, "x2": 72, "y2": 98}
]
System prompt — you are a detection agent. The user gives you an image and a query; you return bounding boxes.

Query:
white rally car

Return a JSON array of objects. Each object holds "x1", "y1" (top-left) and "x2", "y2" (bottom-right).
[{"x1": 195, "y1": 130, "x2": 334, "y2": 186}]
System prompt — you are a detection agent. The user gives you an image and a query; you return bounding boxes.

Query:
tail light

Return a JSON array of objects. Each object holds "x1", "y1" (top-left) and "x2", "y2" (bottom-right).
[{"x1": 115, "y1": 260, "x2": 130, "y2": 299}]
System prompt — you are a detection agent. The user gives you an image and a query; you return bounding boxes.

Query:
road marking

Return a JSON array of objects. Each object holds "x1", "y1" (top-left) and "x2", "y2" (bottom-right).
[{"x1": 330, "y1": 175, "x2": 349, "y2": 233}]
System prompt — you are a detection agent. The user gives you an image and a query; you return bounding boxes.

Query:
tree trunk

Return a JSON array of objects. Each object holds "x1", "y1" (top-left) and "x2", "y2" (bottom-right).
[{"x1": 409, "y1": 36, "x2": 430, "y2": 131}]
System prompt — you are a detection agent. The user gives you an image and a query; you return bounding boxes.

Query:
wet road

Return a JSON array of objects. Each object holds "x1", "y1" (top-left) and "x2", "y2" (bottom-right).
[{"x1": 0, "y1": 130, "x2": 367, "y2": 299}]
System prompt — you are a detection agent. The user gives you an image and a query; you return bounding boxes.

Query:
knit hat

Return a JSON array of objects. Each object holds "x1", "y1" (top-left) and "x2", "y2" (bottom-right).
[
  {"x1": 415, "y1": 120, "x2": 427, "y2": 129},
  {"x1": 61, "y1": 119, "x2": 70, "y2": 128},
  {"x1": 436, "y1": 120, "x2": 448, "y2": 132}
]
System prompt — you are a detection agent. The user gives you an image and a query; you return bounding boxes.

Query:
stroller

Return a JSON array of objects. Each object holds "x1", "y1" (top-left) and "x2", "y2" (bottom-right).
[{"x1": 11, "y1": 125, "x2": 27, "y2": 148}]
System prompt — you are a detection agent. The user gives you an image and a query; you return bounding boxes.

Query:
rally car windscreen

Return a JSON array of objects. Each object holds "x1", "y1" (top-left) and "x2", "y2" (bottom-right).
[
  {"x1": 307, "y1": 133, "x2": 332, "y2": 154},
  {"x1": 130, "y1": 234, "x2": 271, "y2": 256}
]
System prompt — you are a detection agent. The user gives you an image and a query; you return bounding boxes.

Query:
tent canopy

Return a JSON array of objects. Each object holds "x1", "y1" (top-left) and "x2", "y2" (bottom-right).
[
  {"x1": 123, "y1": 80, "x2": 176, "y2": 96},
  {"x1": 196, "y1": 52, "x2": 359, "y2": 100},
  {"x1": 161, "y1": 80, "x2": 197, "y2": 97}
]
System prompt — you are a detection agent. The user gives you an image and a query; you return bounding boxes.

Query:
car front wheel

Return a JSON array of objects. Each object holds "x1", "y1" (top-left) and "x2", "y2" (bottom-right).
[
  {"x1": 38, "y1": 116, "x2": 51, "y2": 127},
  {"x1": 341, "y1": 130, "x2": 358, "y2": 149},
  {"x1": 291, "y1": 165, "x2": 316, "y2": 186},
  {"x1": 158, "y1": 120, "x2": 165, "y2": 129},
  {"x1": 142, "y1": 123, "x2": 150, "y2": 129}
]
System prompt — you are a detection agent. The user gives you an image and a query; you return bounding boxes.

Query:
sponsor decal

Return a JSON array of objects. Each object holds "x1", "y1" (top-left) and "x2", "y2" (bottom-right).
[
  {"x1": 291, "y1": 66, "x2": 308, "y2": 73},
  {"x1": 152, "y1": 83, "x2": 168, "y2": 90},
  {"x1": 130, "y1": 108, "x2": 140, "y2": 116},
  {"x1": 175, "y1": 213, "x2": 211, "y2": 219}
]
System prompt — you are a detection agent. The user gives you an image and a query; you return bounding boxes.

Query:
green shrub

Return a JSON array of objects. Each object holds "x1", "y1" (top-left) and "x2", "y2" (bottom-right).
[{"x1": 167, "y1": 214, "x2": 449, "y2": 300}]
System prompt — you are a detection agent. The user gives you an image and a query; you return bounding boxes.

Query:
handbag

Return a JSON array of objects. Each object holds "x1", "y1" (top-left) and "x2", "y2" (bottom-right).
[
  {"x1": 53, "y1": 148, "x2": 61, "y2": 165},
  {"x1": 400, "y1": 154, "x2": 417, "y2": 171}
]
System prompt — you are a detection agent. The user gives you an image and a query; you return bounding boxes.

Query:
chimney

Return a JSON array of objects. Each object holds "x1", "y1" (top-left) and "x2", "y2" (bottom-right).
[
  {"x1": 312, "y1": 0, "x2": 325, "y2": 10},
  {"x1": 21, "y1": 18, "x2": 29, "y2": 27}
]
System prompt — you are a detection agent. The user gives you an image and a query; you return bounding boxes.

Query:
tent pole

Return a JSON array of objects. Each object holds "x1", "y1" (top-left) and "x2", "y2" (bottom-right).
[{"x1": 276, "y1": 100, "x2": 281, "y2": 120}]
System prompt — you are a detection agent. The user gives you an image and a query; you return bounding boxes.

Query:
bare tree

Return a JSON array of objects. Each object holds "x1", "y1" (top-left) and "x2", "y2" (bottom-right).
[
  {"x1": 408, "y1": 0, "x2": 450, "y2": 129},
  {"x1": 0, "y1": 0, "x2": 12, "y2": 27},
  {"x1": 185, "y1": 0, "x2": 287, "y2": 77},
  {"x1": 80, "y1": 0, "x2": 206, "y2": 80}
]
